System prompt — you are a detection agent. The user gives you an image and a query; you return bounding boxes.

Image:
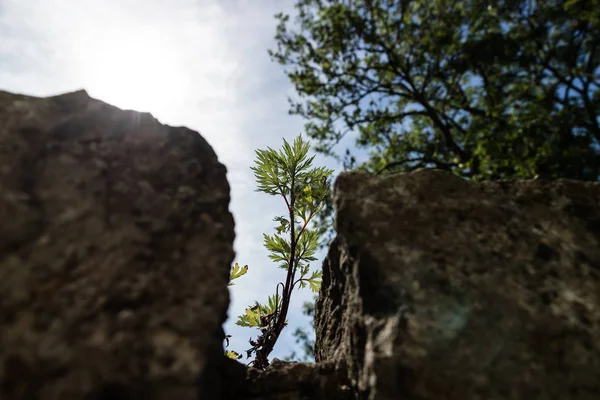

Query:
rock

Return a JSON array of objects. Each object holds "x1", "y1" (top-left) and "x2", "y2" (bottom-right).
[
  {"x1": 221, "y1": 358, "x2": 352, "y2": 400},
  {"x1": 315, "y1": 169, "x2": 600, "y2": 400},
  {"x1": 0, "y1": 90, "x2": 235, "y2": 399}
]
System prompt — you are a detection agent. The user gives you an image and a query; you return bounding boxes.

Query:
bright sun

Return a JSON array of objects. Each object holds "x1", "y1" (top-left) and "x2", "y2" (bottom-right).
[{"x1": 76, "y1": 27, "x2": 187, "y2": 116}]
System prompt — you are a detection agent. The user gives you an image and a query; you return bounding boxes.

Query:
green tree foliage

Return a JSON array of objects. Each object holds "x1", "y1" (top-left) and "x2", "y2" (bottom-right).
[
  {"x1": 270, "y1": 0, "x2": 600, "y2": 241},
  {"x1": 225, "y1": 135, "x2": 333, "y2": 369}
]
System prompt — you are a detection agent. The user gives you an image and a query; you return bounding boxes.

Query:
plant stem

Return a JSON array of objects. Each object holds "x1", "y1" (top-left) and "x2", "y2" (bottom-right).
[{"x1": 253, "y1": 175, "x2": 299, "y2": 369}]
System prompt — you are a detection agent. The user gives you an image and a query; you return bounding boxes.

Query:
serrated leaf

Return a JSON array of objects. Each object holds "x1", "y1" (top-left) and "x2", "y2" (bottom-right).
[
  {"x1": 228, "y1": 263, "x2": 248, "y2": 286},
  {"x1": 236, "y1": 305, "x2": 262, "y2": 327},
  {"x1": 307, "y1": 270, "x2": 323, "y2": 293}
]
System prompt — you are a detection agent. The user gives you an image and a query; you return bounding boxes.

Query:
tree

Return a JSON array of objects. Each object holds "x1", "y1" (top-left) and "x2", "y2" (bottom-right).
[
  {"x1": 226, "y1": 135, "x2": 333, "y2": 369},
  {"x1": 270, "y1": 0, "x2": 600, "y2": 178}
]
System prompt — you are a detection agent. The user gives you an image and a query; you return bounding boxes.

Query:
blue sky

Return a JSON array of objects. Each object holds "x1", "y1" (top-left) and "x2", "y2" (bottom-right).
[{"x1": 0, "y1": 0, "x2": 364, "y2": 361}]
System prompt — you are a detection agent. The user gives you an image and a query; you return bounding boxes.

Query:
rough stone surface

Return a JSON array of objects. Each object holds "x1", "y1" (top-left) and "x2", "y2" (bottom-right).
[
  {"x1": 220, "y1": 358, "x2": 352, "y2": 400},
  {"x1": 0, "y1": 90, "x2": 234, "y2": 399},
  {"x1": 315, "y1": 169, "x2": 600, "y2": 400}
]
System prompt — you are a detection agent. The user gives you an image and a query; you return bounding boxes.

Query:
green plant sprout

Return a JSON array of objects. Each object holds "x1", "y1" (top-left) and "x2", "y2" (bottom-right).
[{"x1": 225, "y1": 134, "x2": 333, "y2": 369}]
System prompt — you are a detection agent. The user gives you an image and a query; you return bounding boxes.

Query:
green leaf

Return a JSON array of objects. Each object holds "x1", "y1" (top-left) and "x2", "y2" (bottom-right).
[
  {"x1": 236, "y1": 303, "x2": 263, "y2": 327},
  {"x1": 307, "y1": 270, "x2": 323, "y2": 293},
  {"x1": 273, "y1": 216, "x2": 290, "y2": 234},
  {"x1": 228, "y1": 263, "x2": 248, "y2": 286},
  {"x1": 225, "y1": 350, "x2": 242, "y2": 360},
  {"x1": 263, "y1": 232, "x2": 291, "y2": 267}
]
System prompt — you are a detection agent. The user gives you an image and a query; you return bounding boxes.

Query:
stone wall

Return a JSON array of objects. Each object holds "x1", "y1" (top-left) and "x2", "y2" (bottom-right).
[{"x1": 2, "y1": 90, "x2": 599, "y2": 399}]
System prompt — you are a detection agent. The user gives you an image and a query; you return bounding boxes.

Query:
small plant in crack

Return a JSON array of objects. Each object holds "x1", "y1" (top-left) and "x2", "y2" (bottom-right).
[{"x1": 225, "y1": 134, "x2": 333, "y2": 369}]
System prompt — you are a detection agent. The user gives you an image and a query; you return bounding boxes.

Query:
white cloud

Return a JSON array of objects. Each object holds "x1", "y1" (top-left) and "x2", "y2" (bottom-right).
[{"x1": 1, "y1": 0, "x2": 352, "y2": 361}]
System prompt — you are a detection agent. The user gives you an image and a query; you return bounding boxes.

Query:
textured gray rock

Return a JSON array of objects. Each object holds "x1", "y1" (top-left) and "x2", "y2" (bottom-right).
[
  {"x1": 221, "y1": 358, "x2": 352, "y2": 400},
  {"x1": 0, "y1": 90, "x2": 234, "y2": 399},
  {"x1": 315, "y1": 169, "x2": 600, "y2": 400}
]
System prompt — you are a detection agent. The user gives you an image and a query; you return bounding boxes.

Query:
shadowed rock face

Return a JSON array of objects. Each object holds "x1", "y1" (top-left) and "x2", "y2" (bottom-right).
[
  {"x1": 220, "y1": 358, "x2": 353, "y2": 400},
  {"x1": 0, "y1": 90, "x2": 234, "y2": 399},
  {"x1": 315, "y1": 169, "x2": 600, "y2": 400}
]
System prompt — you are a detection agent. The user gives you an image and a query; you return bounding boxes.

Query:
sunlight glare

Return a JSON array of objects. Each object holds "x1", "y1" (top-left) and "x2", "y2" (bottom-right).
[{"x1": 75, "y1": 27, "x2": 188, "y2": 116}]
